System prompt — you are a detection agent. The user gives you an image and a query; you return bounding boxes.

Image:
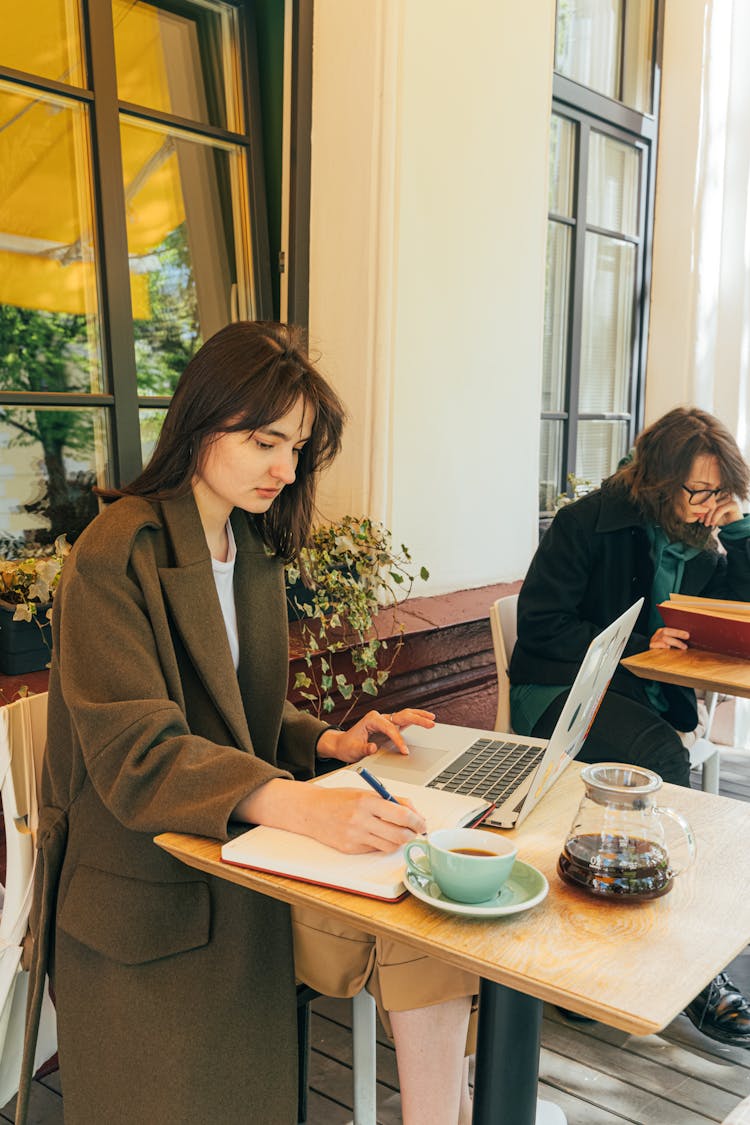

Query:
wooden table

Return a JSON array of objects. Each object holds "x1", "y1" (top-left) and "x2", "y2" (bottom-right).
[
  {"x1": 156, "y1": 766, "x2": 750, "y2": 1125},
  {"x1": 622, "y1": 646, "x2": 750, "y2": 698}
]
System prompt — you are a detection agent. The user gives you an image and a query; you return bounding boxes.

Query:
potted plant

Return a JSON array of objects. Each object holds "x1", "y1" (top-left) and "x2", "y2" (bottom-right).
[
  {"x1": 0, "y1": 535, "x2": 70, "y2": 674},
  {"x1": 285, "y1": 516, "x2": 429, "y2": 720}
]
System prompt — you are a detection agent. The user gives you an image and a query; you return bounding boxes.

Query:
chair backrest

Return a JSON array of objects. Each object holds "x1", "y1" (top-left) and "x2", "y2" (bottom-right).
[
  {"x1": 0, "y1": 691, "x2": 49, "y2": 945},
  {"x1": 489, "y1": 595, "x2": 518, "y2": 733},
  {"x1": 0, "y1": 690, "x2": 56, "y2": 1109}
]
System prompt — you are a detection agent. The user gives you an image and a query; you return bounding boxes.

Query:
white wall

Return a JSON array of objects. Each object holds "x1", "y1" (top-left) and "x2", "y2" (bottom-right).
[
  {"x1": 307, "y1": 0, "x2": 750, "y2": 597},
  {"x1": 308, "y1": 1, "x2": 556, "y2": 593},
  {"x1": 647, "y1": 0, "x2": 750, "y2": 456},
  {"x1": 645, "y1": 0, "x2": 708, "y2": 418}
]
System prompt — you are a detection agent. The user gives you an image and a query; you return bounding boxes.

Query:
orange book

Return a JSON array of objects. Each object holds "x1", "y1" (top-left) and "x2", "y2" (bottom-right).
[{"x1": 658, "y1": 594, "x2": 750, "y2": 659}]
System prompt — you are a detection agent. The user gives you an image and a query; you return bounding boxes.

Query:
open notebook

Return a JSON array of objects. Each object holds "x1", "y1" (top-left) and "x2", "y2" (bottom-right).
[{"x1": 220, "y1": 770, "x2": 491, "y2": 901}]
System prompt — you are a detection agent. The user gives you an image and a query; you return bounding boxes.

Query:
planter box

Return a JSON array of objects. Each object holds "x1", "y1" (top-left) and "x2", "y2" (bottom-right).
[{"x1": 0, "y1": 601, "x2": 52, "y2": 675}]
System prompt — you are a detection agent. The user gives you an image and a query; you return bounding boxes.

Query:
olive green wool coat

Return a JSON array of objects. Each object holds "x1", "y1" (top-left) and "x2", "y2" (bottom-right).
[{"x1": 17, "y1": 492, "x2": 326, "y2": 1125}]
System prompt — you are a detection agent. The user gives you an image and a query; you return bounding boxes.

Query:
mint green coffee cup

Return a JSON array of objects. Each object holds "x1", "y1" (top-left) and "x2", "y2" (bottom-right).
[{"x1": 404, "y1": 828, "x2": 517, "y2": 904}]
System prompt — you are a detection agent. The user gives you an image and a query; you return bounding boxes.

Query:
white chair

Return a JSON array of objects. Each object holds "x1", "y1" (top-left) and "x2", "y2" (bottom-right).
[
  {"x1": 297, "y1": 984, "x2": 376, "y2": 1125},
  {"x1": 489, "y1": 595, "x2": 721, "y2": 794},
  {"x1": 489, "y1": 594, "x2": 518, "y2": 733},
  {"x1": 350, "y1": 989, "x2": 377, "y2": 1124},
  {"x1": 725, "y1": 1096, "x2": 750, "y2": 1124},
  {"x1": 681, "y1": 690, "x2": 721, "y2": 794},
  {"x1": 0, "y1": 692, "x2": 57, "y2": 1109}
]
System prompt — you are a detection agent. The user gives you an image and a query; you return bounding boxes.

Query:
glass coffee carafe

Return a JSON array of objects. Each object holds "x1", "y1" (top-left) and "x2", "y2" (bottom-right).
[{"x1": 558, "y1": 763, "x2": 696, "y2": 901}]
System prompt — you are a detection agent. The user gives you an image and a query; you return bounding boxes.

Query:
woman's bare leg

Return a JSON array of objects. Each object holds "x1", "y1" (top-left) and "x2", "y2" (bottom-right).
[{"x1": 390, "y1": 996, "x2": 472, "y2": 1125}]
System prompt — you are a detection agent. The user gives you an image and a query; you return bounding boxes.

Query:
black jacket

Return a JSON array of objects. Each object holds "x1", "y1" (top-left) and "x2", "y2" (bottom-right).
[{"x1": 509, "y1": 482, "x2": 750, "y2": 732}]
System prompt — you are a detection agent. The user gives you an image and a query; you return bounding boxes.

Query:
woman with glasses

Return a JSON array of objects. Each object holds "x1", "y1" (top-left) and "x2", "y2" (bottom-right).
[{"x1": 510, "y1": 405, "x2": 750, "y2": 1046}]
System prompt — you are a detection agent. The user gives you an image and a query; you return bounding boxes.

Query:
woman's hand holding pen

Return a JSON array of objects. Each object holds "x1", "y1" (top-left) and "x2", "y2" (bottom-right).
[
  {"x1": 302, "y1": 786, "x2": 426, "y2": 853},
  {"x1": 237, "y1": 706, "x2": 433, "y2": 853},
  {"x1": 316, "y1": 707, "x2": 436, "y2": 763},
  {"x1": 240, "y1": 777, "x2": 426, "y2": 854}
]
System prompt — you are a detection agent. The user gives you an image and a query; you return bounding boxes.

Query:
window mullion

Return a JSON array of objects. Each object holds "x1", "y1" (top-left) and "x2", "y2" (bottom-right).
[
  {"x1": 631, "y1": 137, "x2": 652, "y2": 440},
  {"x1": 86, "y1": 0, "x2": 142, "y2": 487},
  {"x1": 565, "y1": 118, "x2": 588, "y2": 488}
]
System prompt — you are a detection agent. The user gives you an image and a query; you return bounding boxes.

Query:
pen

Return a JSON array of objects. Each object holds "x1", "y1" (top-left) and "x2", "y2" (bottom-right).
[{"x1": 358, "y1": 766, "x2": 399, "y2": 803}]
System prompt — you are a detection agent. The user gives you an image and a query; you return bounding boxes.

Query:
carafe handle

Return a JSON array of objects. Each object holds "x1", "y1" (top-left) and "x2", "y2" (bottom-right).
[{"x1": 654, "y1": 806, "x2": 696, "y2": 876}]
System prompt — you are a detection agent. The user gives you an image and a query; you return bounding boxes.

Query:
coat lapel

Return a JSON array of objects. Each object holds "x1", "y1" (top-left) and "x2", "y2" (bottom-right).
[
  {"x1": 157, "y1": 494, "x2": 252, "y2": 752},
  {"x1": 231, "y1": 511, "x2": 289, "y2": 763}
]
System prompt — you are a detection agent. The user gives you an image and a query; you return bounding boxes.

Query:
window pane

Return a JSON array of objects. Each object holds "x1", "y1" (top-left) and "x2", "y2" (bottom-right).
[
  {"x1": 0, "y1": 407, "x2": 109, "y2": 549},
  {"x1": 543, "y1": 223, "x2": 571, "y2": 412},
  {"x1": 0, "y1": 83, "x2": 102, "y2": 393},
  {"x1": 579, "y1": 234, "x2": 635, "y2": 413},
  {"x1": 575, "y1": 419, "x2": 628, "y2": 485},
  {"x1": 539, "y1": 419, "x2": 564, "y2": 514},
  {"x1": 1, "y1": 1, "x2": 85, "y2": 87},
  {"x1": 112, "y1": 0, "x2": 240, "y2": 132},
  {"x1": 120, "y1": 117, "x2": 253, "y2": 396},
  {"x1": 587, "y1": 133, "x2": 640, "y2": 237},
  {"x1": 139, "y1": 408, "x2": 167, "y2": 464},
  {"x1": 549, "y1": 115, "x2": 576, "y2": 218},
  {"x1": 623, "y1": 0, "x2": 655, "y2": 114},
  {"x1": 555, "y1": 0, "x2": 622, "y2": 102}
]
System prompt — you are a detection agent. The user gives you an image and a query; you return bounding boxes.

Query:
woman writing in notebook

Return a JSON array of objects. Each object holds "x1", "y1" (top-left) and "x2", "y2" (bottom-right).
[
  {"x1": 510, "y1": 405, "x2": 750, "y2": 1046},
  {"x1": 19, "y1": 322, "x2": 475, "y2": 1125}
]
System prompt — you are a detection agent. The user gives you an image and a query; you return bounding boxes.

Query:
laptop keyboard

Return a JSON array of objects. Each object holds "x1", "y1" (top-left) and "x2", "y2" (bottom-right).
[{"x1": 427, "y1": 737, "x2": 546, "y2": 805}]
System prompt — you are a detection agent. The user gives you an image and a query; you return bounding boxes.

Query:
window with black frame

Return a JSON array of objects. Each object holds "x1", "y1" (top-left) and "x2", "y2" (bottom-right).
[
  {"x1": 539, "y1": 0, "x2": 660, "y2": 518},
  {"x1": 0, "y1": 0, "x2": 270, "y2": 551}
]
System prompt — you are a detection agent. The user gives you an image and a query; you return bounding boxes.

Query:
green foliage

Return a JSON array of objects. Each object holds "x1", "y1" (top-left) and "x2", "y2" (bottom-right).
[
  {"x1": 0, "y1": 534, "x2": 71, "y2": 619},
  {"x1": 0, "y1": 305, "x2": 101, "y2": 544},
  {"x1": 285, "y1": 516, "x2": 429, "y2": 721},
  {"x1": 554, "y1": 473, "x2": 593, "y2": 511},
  {"x1": 132, "y1": 224, "x2": 201, "y2": 396},
  {"x1": 0, "y1": 229, "x2": 200, "y2": 547},
  {"x1": 0, "y1": 534, "x2": 71, "y2": 663}
]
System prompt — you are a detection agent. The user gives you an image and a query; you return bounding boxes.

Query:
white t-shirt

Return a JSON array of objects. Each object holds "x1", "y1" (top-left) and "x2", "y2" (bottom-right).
[{"x1": 211, "y1": 520, "x2": 239, "y2": 671}]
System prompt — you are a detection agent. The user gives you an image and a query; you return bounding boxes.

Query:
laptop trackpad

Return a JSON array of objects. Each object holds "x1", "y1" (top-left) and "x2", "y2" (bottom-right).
[{"x1": 365, "y1": 745, "x2": 452, "y2": 786}]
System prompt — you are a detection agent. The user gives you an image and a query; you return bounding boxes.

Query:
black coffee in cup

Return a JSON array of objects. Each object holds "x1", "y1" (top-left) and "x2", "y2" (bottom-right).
[{"x1": 449, "y1": 847, "x2": 496, "y2": 857}]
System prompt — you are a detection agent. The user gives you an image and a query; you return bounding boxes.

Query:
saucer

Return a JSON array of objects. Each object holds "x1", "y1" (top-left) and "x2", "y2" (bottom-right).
[{"x1": 403, "y1": 859, "x2": 549, "y2": 918}]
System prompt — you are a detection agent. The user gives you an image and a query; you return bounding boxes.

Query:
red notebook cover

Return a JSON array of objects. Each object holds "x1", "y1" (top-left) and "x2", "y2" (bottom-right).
[{"x1": 659, "y1": 603, "x2": 750, "y2": 659}]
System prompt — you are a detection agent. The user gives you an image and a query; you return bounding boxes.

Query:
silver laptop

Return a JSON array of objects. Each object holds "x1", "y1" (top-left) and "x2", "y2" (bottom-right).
[{"x1": 360, "y1": 599, "x2": 643, "y2": 828}]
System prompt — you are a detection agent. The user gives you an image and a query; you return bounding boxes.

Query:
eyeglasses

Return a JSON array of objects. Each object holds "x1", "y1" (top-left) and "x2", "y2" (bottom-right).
[{"x1": 681, "y1": 484, "x2": 725, "y2": 506}]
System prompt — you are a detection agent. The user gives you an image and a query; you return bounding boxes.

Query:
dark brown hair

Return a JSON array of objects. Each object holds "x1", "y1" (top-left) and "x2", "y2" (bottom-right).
[
  {"x1": 609, "y1": 406, "x2": 749, "y2": 545},
  {"x1": 101, "y1": 321, "x2": 346, "y2": 560}
]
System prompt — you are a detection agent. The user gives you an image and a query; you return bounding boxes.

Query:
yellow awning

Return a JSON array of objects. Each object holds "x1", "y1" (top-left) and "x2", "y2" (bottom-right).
[{"x1": 0, "y1": 1, "x2": 187, "y2": 319}]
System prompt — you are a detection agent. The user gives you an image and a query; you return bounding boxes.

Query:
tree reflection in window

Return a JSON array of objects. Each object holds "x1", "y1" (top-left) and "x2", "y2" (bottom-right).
[{"x1": 0, "y1": 308, "x2": 103, "y2": 547}]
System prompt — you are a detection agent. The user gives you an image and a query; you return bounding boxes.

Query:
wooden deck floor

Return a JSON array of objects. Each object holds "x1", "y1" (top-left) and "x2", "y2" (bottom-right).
[{"x1": 5, "y1": 747, "x2": 750, "y2": 1125}]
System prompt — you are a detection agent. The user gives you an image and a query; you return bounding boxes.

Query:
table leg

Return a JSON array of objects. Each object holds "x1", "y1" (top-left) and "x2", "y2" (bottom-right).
[{"x1": 472, "y1": 980, "x2": 565, "y2": 1125}]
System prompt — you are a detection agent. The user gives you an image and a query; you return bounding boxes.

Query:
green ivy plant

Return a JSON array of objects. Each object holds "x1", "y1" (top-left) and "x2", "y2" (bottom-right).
[
  {"x1": 286, "y1": 516, "x2": 429, "y2": 721},
  {"x1": 554, "y1": 473, "x2": 593, "y2": 511},
  {"x1": 0, "y1": 534, "x2": 70, "y2": 622},
  {"x1": 0, "y1": 535, "x2": 71, "y2": 673}
]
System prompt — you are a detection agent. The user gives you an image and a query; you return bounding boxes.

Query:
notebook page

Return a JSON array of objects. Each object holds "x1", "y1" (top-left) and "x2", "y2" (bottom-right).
[{"x1": 220, "y1": 770, "x2": 490, "y2": 901}]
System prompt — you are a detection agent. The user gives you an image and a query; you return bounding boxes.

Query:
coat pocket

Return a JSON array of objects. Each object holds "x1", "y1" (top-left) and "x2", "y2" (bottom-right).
[{"x1": 58, "y1": 864, "x2": 210, "y2": 965}]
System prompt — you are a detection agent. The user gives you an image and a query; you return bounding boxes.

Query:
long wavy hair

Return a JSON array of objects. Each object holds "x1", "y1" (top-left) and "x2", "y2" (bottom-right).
[
  {"x1": 608, "y1": 406, "x2": 750, "y2": 546},
  {"x1": 101, "y1": 321, "x2": 346, "y2": 560}
]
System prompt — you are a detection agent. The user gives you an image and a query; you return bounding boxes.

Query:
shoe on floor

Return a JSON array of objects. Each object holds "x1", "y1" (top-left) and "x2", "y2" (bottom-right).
[{"x1": 684, "y1": 973, "x2": 750, "y2": 1047}]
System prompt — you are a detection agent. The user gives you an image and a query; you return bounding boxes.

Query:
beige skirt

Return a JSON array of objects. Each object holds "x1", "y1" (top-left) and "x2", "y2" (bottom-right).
[{"x1": 292, "y1": 905, "x2": 478, "y2": 1042}]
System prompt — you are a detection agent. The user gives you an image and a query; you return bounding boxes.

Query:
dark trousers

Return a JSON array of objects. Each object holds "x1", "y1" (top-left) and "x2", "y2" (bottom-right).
[{"x1": 532, "y1": 687, "x2": 692, "y2": 788}]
